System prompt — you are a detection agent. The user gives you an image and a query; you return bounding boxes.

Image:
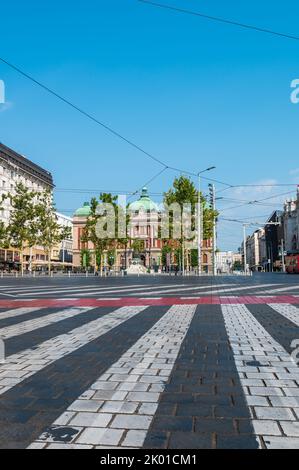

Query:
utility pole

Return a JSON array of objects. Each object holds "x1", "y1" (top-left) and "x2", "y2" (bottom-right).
[
  {"x1": 182, "y1": 238, "x2": 185, "y2": 276},
  {"x1": 281, "y1": 238, "x2": 286, "y2": 272},
  {"x1": 62, "y1": 240, "x2": 65, "y2": 265},
  {"x1": 212, "y1": 185, "x2": 217, "y2": 276},
  {"x1": 209, "y1": 184, "x2": 217, "y2": 276},
  {"x1": 243, "y1": 224, "x2": 247, "y2": 275},
  {"x1": 197, "y1": 174, "x2": 202, "y2": 275}
]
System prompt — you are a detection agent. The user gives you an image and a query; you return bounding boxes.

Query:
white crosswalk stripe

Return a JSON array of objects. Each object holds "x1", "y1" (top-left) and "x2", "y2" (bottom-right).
[
  {"x1": 268, "y1": 304, "x2": 299, "y2": 327},
  {"x1": 260, "y1": 285, "x2": 299, "y2": 295},
  {"x1": 125, "y1": 283, "x2": 284, "y2": 297},
  {"x1": 124, "y1": 283, "x2": 238, "y2": 297},
  {"x1": 0, "y1": 307, "x2": 94, "y2": 339},
  {"x1": 17, "y1": 283, "x2": 187, "y2": 297},
  {"x1": 200, "y1": 283, "x2": 285, "y2": 296},
  {"x1": 222, "y1": 304, "x2": 299, "y2": 449},
  {"x1": 0, "y1": 306, "x2": 147, "y2": 396},
  {"x1": 0, "y1": 307, "x2": 45, "y2": 321},
  {"x1": 28, "y1": 304, "x2": 196, "y2": 449},
  {"x1": 2, "y1": 284, "x2": 85, "y2": 292}
]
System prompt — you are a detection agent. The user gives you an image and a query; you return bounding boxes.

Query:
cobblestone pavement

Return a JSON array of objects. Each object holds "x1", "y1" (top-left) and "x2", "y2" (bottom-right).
[{"x1": 0, "y1": 276, "x2": 298, "y2": 449}]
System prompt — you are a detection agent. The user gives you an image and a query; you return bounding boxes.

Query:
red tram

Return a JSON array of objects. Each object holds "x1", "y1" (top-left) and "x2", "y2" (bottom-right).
[{"x1": 285, "y1": 252, "x2": 299, "y2": 274}]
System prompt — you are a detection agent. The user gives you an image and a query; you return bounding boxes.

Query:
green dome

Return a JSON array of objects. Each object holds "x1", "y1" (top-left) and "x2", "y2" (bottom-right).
[
  {"x1": 74, "y1": 202, "x2": 91, "y2": 217},
  {"x1": 129, "y1": 187, "x2": 158, "y2": 213}
]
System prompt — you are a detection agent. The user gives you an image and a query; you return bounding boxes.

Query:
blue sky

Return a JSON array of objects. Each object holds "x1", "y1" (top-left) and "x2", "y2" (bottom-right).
[{"x1": 1, "y1": 0, "x2": 299, "y2": 250}]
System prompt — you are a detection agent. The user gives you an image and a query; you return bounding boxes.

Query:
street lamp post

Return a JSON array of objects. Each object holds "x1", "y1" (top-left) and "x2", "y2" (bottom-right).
[
  {"x1": 208, "y1": 184, "x2": 217, "y2": 276},
  {"x1": 281, "y1": 238, "x2": 286, "y2": 273},
  {"x1": 243, "y1": 224, "x2": 248, "y2": 275},
  {"x1": 212, "y1": 185, "x2": 217, "y2": 276}
]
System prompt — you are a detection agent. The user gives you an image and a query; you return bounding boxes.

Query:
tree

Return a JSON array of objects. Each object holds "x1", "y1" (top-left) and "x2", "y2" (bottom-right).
[
  {"x1": 161, "y1": 245, "x2": 171, "y2": 267},
  {"x1": 233, "y1": 260, "x2": 242, "y2": 271},
  {"x1": 131, "y1": 239, "x2": 145, "y2": 256},
  {"x1": 164, "y1": 175, "x2": 217, "y2": 239},
  {"x1": 82, "y1": 193, "x2": 130, "y2": 273},
  {"x1": 82, "y1": 196, "x2": 111, "y2": 273},
  {"x1": 163, "y1": 176, "x2": 218, "y2": 269},
  {"x1": 0, "y1": 221, "x2": 7, "y2": 249},
  {"x1": 81, "y1": 248, "x2": 91, "y2": 269},
  {"x1": 107, "y1": 250, "x2": 115, "y2": 268},
  {"x1": 3, "y1": 183, "x2": 39, "y2": 275},
  {"x1": 190, "y1": 249, "x2": 198, "y2": 268},
  {"x1": 35, "y1": 190, "x2": 71, "y2": 274}
]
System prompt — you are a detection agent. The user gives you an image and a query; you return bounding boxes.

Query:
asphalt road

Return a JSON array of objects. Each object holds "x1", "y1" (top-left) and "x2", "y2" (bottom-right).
[{"x1": 0, "y1": 272, "x2": 298, "y2": 299}]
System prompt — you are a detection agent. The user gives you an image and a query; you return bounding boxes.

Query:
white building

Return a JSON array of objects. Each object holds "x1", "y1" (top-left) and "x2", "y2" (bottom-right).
[
  {"x1": 0, "y1": 143, "x2": 53, "y2": 223},
  {"x1": 55, "y1": 212, "x2": 73, "y2": 264},
  {"x1": 0, "y1": 143, "x2": 54, "y2": 270},
  {"x1": 216, "y1": 251, "x2": 242, "y2": 274}
]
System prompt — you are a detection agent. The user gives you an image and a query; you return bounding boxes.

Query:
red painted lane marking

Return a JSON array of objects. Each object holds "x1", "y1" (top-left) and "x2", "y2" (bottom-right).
[{"x1": 0, "y1": 296, "x2": 298, "y2": 308}]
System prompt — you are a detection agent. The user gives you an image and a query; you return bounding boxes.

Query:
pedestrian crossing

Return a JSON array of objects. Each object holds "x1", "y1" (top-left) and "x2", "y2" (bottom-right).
[
  {"x1": 0, "y1": 307, "x2": 94, "y2": 339},
  {"x1": 0, "y1": 306, "x2": 147, "y2": 396},
  {"x1": 0, "y1": 301, "x2": 298, "y2": 449},
  {"x1": 222, "y1": 304, "x2": 299, "y2": 449},
  {"x1": 1, "y1": 281, "x2": 299, "y2": 299}
]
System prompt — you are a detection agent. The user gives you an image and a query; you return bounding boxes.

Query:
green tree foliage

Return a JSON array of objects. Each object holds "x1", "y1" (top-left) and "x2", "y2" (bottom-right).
[
  {"x1": 131, "y1": 239, "x2": 145, "y2": 256},
  {"x1": 164, "y1": 175, "x2": 217, "y2": 240},
  {"x1": 161, "y1": 245, "x2": 171, "y2": 267},
  {"x1": 190, "y1": 249, "x2": 198, "y2": 268},
  {"x1": 82, "y1": 196, "x2": 109, "y2": 272},
  {"x1": 107, "y1": 250, "x2": 115, "y2": 268},
  {"x1": 163, "y1": 176, "x2": 218, "y2": 269},
  {"x1": 82, "y1": 193, "x2": 130, "y2": 272},
  {"x1": 35, "y1": 190, "x2": 71, "y2": 273},
  {"x1": 80, "y1": 248, "x2": 91, "y2": 268},
  {"x1": 2, "y1": 183, "x2": 39, "y2": 274},
  {"x1": 0, "y1": 221, "x2": 7, "y2": 249},
  {"x1": 233, "y1": 260, "x2": 242, "y2": 271}
]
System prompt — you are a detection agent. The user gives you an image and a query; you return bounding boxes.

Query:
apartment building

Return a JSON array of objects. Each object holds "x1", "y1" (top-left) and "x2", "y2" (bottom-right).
[{"x1": 0, "y1": 143, "x2": 54, "y2": 270}]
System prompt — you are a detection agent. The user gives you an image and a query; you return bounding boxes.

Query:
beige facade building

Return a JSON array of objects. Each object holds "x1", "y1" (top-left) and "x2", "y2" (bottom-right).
[{"x1": 245, "y1": 228, "x2": 266, "y2": 272}]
